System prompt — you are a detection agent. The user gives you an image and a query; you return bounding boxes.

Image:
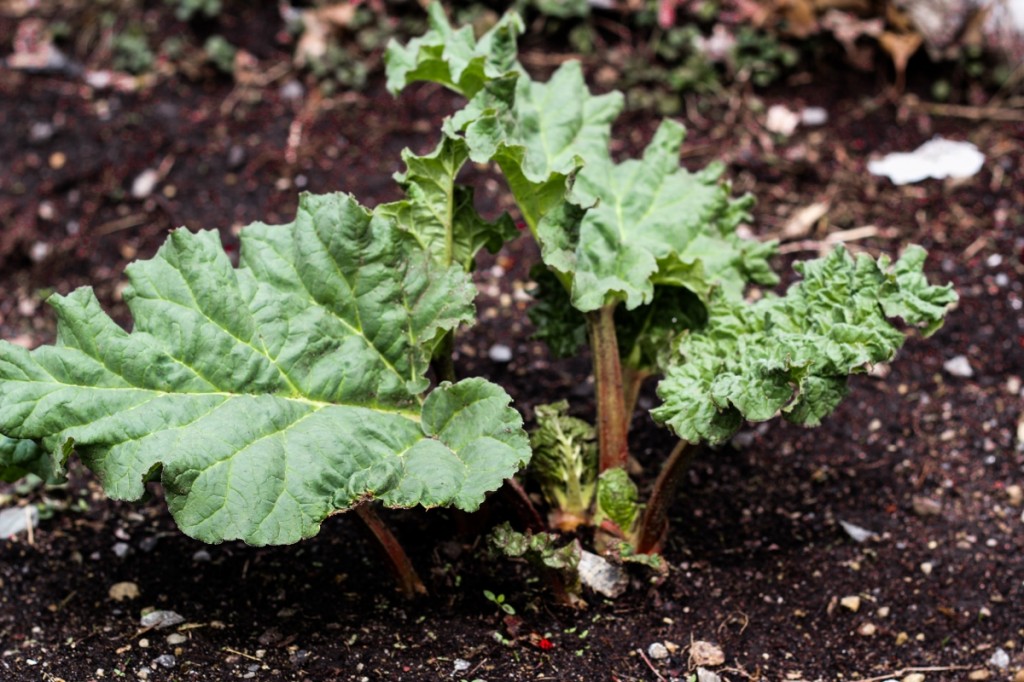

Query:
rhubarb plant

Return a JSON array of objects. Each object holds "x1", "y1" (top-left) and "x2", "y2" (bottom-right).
[
  {"x1": 0, "y1": 4, "x2": 957, "y2": 599},
  {"x1": 386, "y1": 4, "x2": 957, "y2": 563}
]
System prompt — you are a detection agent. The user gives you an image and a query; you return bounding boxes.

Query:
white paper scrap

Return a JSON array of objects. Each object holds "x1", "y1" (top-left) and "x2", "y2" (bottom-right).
[{"x1": 868, "y1": 137, "x2": 984, "y2": 185}]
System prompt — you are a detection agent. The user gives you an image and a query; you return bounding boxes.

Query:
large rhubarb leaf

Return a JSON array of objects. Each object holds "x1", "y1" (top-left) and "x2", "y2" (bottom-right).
[
  {"x1": 652, "y1": 246, "x2": 958, "y2": 444},
  {"x1": 378, "y1": 135, "x2": 517, "y2": 270},
  {"x1": 0, "y1": 192, "x2": 530, "y2": 545}
]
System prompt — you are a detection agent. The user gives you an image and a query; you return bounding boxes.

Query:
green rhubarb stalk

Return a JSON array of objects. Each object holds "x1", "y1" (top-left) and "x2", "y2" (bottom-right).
[
  {"x1": 586, "y1": 306, "x2": 629, "y2": 472},
  {"x1": 634, "y1": 440, "x2": 700, "y2": 554}
]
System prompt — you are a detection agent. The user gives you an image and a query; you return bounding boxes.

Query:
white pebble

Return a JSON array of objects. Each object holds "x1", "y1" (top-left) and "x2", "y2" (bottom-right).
[
  {"x1": 988, "y1": 647, "x2": 1009, "y2": 669},
  {"x1": 647, "y1": 642, "x2": 669, "y2": 660},
  {"x1": 488, "y1": 344, "x2": 513, "y2": 363},
  {"x1": 800, "y1": 106, "x2": 828, "y2": 126},
  {"x1": 942, "y1": 355, "x2": 974, "y2": 378}
]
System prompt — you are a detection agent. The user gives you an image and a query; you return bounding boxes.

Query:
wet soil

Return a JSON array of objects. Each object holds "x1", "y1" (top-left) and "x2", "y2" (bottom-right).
[{"x1": 1, "y1": 6, "x2": 1024, "y2": 682}]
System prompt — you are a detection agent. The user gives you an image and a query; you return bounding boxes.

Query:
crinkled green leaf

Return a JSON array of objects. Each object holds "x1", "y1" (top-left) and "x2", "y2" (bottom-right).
[
  {"x1": 596, "y1": 467, "x2": 640, "y2": 533},
  {"x1": 529, "y1": 400, "x2": 597, "y2": 516},
  {"x1": 0, "y1": 435, "x2": 58, "y2": 483},
  {"x1": 652, "y1": 245, "x2": 957, "y2": 444},
  {"x1": 384, "y1": 3, "x2": 523, "y2": 98},
  {"x1": 378, "y1": 135, "x2": 517, "y2": 270},
  {"x1": 0, "y1": 192, "x2": 530, "y2": 546},
  {"x1": 560, "y1": 121, "x2": 777, "y2": 312}
]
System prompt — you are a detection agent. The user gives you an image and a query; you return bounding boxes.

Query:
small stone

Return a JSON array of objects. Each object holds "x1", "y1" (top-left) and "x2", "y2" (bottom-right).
[
  {"x1": 920, "y1": 562, "x2": 934, "y2": 576},
  {"x1": 112, "y1": 542, "x2": 131, "y2": 559},
  {"x1": 967, "y1": 670, "x2": 991, "y2": 680},
  {"x1": 166, "y1": 633, "x2": 187, "y2": 645},
  {"x1": 29, "y1": 241, "x2": 51, "y2": 263},
  {"x1": 108, "y1": 582, "x2": 140, "y2": 602},
  {"x1": 192, "y1": 549, "x2": 212, "y2": 562},
  {"x1": 138, "y1": 638, "x2": 149, "y2": 648},
  {"x1": 912, "y1": 496, "x2": 943, "y2": 516},
  {"x1": 857, "y1": 622, "x2": 877, "y2": 636},
  {"x1": 279, "y1": 80, "x2": 305, "y2": 101},
  {"x1": 138, "y1": 536, "x2": 159, "y2": 553},
  {"x1": 989, "y1": 648, "x2": 1010, "y2": 669},
  {"x1": 765, "y1": 104, "x2": 800, "y2": 136},
  {"x1": 578, "y1": 550, "x2": 627, "y2": 598},
  {"x1": 1006, "y1": 485, "x2": 1023, "y2": 507},
  {"x1": 1013, "y1": 670, "x2": 1024, "y2": 682},
  {"x1": 153, "y1": 654, "x2": 176, "y2": 669},
  {"x1": 689, "y1": 640, "x2": 725, "y2": 666},
  {"x1": 49, "y1": 151, "x2": 66, "y2": 169},
  {"x1": 697, "y1": 668, "x2": 723, "y2": 682},
  {"x1": 0, "y1": 506, "x2": 39, "y2": 538},
  {"x1": 488, "y1": 344, "x2": 512, "y2": 363},
  {"x1": 137, "y1": 668, "x2": 149, "y2": 680},
  {"x1": 140, "y1": 610, "x2": 185, "y2": 630},
  {"x1": 452, "y1": 659, "x2": 471, "y2": 673},
  {"x1": 943, "y1": 355, "x2": 974, "y2": 378},
  {"x1": 131, "y1": 168, "x2": 160, "y2": 199},
  {"x1": 839, "y1": 520, "x2": 876, "y2": 543},
  {"x1": 902, "y1": 674, "x2": 925, "y2": 682},
  {"x1": 29, "y1": 121, "x2": 55, "y2": 143},
  {"x1": 840, "y1": 596, "x2": 861, "y2": 612},
  {"x1": 876, "y1": 606, "x2": 890, "y2": 618},
  {"x1": 800, "y1": 106, "x2": 828, "y2": 126},
  {"x1": 895, "y1": 631, "x2": 910, "y2": 645},
  {"x1": 647, "y1": 642, "x2": 669, "y2": 660}
]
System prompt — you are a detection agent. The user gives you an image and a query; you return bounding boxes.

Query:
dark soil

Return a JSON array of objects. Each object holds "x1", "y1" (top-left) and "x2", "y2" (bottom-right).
[{"x1": 2, "y1": 5, "x2": 1023, "y2": 682}]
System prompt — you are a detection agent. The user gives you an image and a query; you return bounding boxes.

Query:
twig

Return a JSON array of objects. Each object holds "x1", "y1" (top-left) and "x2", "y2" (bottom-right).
[
  {"x1": 635, "y1": 647, "x2": 667, "y2": 681},
  {"x1": 776, "y1": 225, "x2": 898, "y2": 255},
  {"x1": 94, "y1": 213, "x2": 148, "y2": 236},
  {"x1": 855, "y1": 665, "x2": 973, "y2": 682},
  {"x1": 911, "y1": 99, "x2": 1024, "y2": 122},
  {"x1": 222, "y1": 647, "x2": 262, "y2": 662},
  {"x1": 25, "y1": 506, "x2": 34, "y2": 546}
]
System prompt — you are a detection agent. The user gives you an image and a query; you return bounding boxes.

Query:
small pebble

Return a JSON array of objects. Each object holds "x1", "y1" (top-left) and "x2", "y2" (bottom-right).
[
  {"x1": 800, "y1": 106, "x2": 828, "y2": 126},
  {"x1": 279, "y1": 80, "x2": 305, "y2": 101},
  {"x1": 192, "y1": 549, "x2": 212, "y2": 562},
  {"x1": 131, "y1": 168, "x2": 160, "y2": 199},
  {"x1": 488, "y1": 344, "x2": 513, "y2": 363},
  {"x1": 839, "y1": 520, "x2": 875, "y2": 543},
  {"x1": 901, "y1": 674, "x2": 925, "y2": 682},
  {"x1": 857, "y1": 622, "x2": 877, "y2": 636},
  {"x1": 920, "y1": 562, "x2": 934, "y2": 576},
  {"x1": 912, "y1": 496, "x2": 943, "y2": 516},
  {"x1": 29, "y1": 121, "x2": 55, "y2": 143},
  {"x1": 1013, "y1": 670, "x2": 1024, "y2": 682},
  {"x1": 989, "y1": 648, "x2": 1010, "y2": 669},
  {"x1": 166, "y1": 633, "x2": 187, "y2": 645},
  {"x1": 697, "y1": 668, "x2": 723, "y2": 682},
  {"x1": 140, "y1": 610, "x2": 185, "y2": 630},
  {"x1": 138, "y1": 536, "x2": 159, "y2": 553},
  {"x1": 943, "y1": 355, "x2": 974, "y2": 378},
  {"x1": 452, "y1": 659, "x2": 471, "y2": 673},
  {"x1": 1006, "y1": 485, "x2": 1022, "y2": 507},
  {"x1": 647, "y1": 642, "x2": 669, "y2": 660},
  {"x1": 968, "y1": 670, "x2": 991, "y2": 680},
  {"x1": 689, "y1": 640, "x2": 725, "y2": 666},
  {"x1": 153, "y1": 654, "x2": 176, "y2": 669},
  {"x1": 840, "y1": 595, "x2": 861, "y2": 612},
  {"x1": 112, "y1": 542, "x2": 131, "y2": 559}
]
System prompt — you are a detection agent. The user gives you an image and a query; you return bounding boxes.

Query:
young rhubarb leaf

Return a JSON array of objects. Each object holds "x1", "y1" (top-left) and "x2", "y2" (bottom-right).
[
  {"x1": 384, "y1": 2, "x2": 523, "y2": 99},
  {"x1": 0, "y1": 192, "x2": 530, "y2": 546},
  {"x1": 595, "y1": 467, "x2": 640, "y2": 534},
  {"x1": 378, "y1": 135, "x2": 517, "y2": 270},
  {"x1": 530, "y1": 400, "x2": 598, "y2": 527},
  {"x1": 652, "y1": 246, "x2": 958, "y2": 444}
]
